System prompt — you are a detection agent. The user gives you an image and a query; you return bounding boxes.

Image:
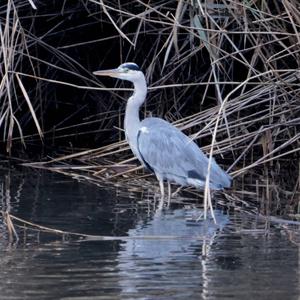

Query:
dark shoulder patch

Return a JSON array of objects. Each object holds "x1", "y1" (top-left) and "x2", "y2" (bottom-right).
[{"x1": 187, "y1": 170, "x2": 206, "y2": 181}]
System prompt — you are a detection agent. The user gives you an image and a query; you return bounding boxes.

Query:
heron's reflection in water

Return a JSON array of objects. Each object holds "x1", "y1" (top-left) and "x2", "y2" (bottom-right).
[{"x1": 117, "y1": 208, "x2": 228, "y2": 298}]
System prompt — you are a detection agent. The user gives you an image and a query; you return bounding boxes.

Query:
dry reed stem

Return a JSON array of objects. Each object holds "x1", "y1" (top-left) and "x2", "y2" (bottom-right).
[
  {"x1": 1, "y1": 1, "x2": 299, "y2": 216},
  {"x1": 8, "y1": 212, "x2": 217, "y2": 241}
]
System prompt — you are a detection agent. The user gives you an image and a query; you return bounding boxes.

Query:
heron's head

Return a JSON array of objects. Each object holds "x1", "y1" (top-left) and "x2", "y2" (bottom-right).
[{"x1": 93, "y1": 63, "x2": 143, "y2": 82}]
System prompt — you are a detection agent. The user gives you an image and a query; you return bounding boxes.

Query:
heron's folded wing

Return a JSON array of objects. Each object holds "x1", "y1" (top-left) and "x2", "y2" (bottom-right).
[
  {"x1": 137, "y1": 118, "x2": 231, "y2": 188},
  {"x1": 137, "y1": 119, "x2": 208, "y2": 180}
]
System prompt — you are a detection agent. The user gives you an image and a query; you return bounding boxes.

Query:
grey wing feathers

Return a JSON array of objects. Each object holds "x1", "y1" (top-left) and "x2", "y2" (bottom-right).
[{"x1": 137, "y1": 118, "x2": 231, "y2": 190}]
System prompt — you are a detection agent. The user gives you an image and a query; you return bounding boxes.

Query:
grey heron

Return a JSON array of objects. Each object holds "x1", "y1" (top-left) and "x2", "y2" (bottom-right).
[{"x1": 93, "y1": 63, "x2": 231, "y2": 206}]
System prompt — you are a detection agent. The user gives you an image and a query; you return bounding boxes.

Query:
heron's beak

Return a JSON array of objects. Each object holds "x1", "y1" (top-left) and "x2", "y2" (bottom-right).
[{"x1": 93, "y1": 68, "x2": 121, "y2": 78}]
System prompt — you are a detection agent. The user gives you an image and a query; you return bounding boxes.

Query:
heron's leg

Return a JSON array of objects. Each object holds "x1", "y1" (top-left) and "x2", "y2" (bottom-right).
[
  {"x1": 167, "y1": 182, "x2": 171, "y2": 207},
  {"x1": 158, "y1": 178, "x2": 165, "y2": 210},
  {"x1": 155, "y1": 173, "x2": 164, "y2": 199},
  {"x1": 158, "y1": 179, "x2": 164, "y2": 199}
]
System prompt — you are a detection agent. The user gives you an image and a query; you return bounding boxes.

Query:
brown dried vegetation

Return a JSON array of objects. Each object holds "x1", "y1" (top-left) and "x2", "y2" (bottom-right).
[{"x1": 1, "y1": 0, "x2": 300, "y2": 218}]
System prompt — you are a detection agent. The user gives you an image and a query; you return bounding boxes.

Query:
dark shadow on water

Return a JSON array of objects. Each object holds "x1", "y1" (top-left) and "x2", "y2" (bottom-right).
[{"x1": 0, "y1": 167, "x2": 299, "y2": 300}]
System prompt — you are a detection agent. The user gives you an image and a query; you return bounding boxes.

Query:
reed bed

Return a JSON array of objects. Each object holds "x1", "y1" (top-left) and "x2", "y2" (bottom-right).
[{"x1": 1, "y1": 1, "x2": 300, "y2": 218}]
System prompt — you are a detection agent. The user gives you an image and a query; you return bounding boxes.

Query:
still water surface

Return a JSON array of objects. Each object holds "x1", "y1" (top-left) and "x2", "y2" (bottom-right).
[{"x1": 0, "y1": 168, "x2": 299, "y2": 299}]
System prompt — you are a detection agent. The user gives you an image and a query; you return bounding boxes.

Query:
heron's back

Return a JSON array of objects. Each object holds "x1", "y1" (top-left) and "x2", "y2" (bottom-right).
[{"x1": 137, "y1": 118, "x2": 231, "y2": 190}]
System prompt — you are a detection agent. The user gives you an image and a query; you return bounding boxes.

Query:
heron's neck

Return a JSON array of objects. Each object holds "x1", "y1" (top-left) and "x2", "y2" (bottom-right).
[{"x1": 124, "y1": 76, "x2": 147, "y2": 145}]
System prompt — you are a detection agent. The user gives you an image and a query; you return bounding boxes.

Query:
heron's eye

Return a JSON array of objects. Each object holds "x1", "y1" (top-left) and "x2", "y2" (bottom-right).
[{"x1": 123, "y1": 68, "x2": 129, "y2": 73}]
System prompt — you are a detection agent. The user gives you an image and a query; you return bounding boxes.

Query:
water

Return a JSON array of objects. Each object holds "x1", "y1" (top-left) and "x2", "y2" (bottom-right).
[{"x1": 0, "y1": 167, "x2": 299, "y2": 299}]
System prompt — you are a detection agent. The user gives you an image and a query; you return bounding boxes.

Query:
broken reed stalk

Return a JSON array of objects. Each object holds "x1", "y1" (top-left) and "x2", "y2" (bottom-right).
[
  {"x1": 2, "y1": 211, "x2": 19, "y2": 242},
  {"x1": 7, "y1": 212, "x2": 217, "y2": 241},
  {"x1": 4, "y1": 207, "x2": 300, "y2": 245}
]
